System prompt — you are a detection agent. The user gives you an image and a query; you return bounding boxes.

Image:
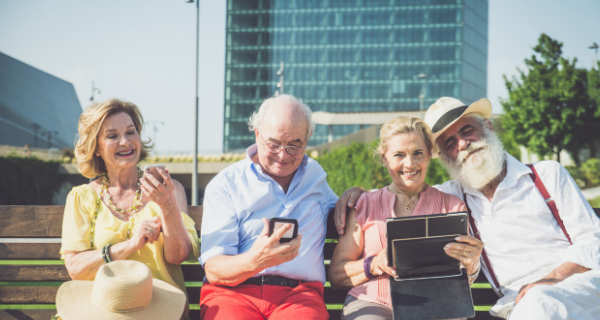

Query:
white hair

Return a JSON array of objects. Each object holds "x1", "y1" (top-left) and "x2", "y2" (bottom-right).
[{"x1": 248, "y1": 94, "x2": 316, "y2": 138}]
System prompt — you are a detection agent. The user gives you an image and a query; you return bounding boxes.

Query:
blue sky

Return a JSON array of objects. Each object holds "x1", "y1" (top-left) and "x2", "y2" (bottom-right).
[{"x1": 0, "y1": 0, "x2": 598, "y2": 154}]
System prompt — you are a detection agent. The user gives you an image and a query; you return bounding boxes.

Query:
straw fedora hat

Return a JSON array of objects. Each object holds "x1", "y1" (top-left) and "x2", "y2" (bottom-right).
[
  {"x1": 424, "y1": 97, "x2": 492, "y2": 141},
  {"x1": 56, "y1": 260, "x2": 185, "y2": 320}
]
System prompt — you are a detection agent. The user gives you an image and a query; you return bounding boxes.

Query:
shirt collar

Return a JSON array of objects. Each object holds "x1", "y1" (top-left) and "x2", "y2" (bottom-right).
[{"x1": 497, "y1": 153, "x2": 532, "y2": 191}]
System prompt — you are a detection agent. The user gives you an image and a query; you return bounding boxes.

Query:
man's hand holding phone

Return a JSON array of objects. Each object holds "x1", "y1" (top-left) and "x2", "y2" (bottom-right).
[{"x1": 247, "y1": 218, "x2": 302, "y2": 271}]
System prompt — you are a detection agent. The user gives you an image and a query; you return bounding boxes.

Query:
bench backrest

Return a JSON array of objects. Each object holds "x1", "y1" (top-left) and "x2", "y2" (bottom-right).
[{"x1": 5, "y1": 206, "x2": 596, "y2": 319}]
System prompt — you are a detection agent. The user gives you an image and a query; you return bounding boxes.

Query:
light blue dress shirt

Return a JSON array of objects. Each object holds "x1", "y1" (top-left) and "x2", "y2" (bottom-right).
[{"x1": 200, "y1": 144, "x2": 338, "y2": 284}]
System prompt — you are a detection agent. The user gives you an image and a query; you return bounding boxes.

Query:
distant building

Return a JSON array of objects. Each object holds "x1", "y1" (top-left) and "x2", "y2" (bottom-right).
[
  {"x1": 223, "y1": 0, "x2": 488, "y2": 151},
  {"x1": 0, "y1": 51, "x2": 82, "y2": 149}
]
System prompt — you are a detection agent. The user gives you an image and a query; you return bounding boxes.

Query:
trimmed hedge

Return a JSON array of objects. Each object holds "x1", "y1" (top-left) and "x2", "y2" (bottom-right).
[
  {"x1": 0, "y1": 155, "x2": 65, "y2": 205},
  {"x1": 316, "y1": 141, "x2": 450, "y2": 196}
]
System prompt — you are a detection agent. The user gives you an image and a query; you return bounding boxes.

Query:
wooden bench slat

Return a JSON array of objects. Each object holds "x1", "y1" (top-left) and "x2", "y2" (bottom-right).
[
  {"x1": 0, "y1": 206, "x2": 63, "y2": 238},
  {"x1": 0, "y1": 265, "x2": 70, "y2": 281},
  {"x1": 0, "y1": 242, "x2": 334, "y2": 261},
  {"x1": 0, "y1": 287, "x2": 57, "y2": 304},
  {"x1": 0, "y1": 206, "x2": 204, "y2": 238},
  {"x1": 0, "y1": 309, "x2": 58, "y2": 320},
  {"x1": 0, "y1": 243, "x2": 62, "y2": 260},
  {"x1": 0, "y1": 283, "x2": 500, "y2": 306}
]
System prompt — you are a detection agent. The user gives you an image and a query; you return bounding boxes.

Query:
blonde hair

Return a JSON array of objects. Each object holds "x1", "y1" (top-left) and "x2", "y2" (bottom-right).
[
  {"x1": 374, "y1": 116, "x2": 436, "y2": 163},
  {"x1": 75, "y1": 99, "x2": 152, "y2": 178}
]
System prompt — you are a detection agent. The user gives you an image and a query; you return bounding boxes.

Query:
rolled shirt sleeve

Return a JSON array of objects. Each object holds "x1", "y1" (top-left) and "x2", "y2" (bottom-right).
[
  {"x1": 548, "y1": 163, "x2": 600, "y2": 270},
  {"x1": 199, "y1": 178, "x2": 240, "y2": 267}
]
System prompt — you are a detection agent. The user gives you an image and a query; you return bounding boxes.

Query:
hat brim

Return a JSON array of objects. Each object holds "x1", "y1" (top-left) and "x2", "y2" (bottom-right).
[
  {"x1": 56, "y1": 278, "x2": 186, "y2": 320},
  {"x1": 430, "y1": 98, "x2": 492, "y2": 158}
]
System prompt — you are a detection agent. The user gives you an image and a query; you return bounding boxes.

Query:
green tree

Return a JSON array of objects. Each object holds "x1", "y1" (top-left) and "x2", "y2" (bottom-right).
[
  {"x1": 588, "y1": 61, "x2": 600, "y2": 157},
  {"x1": 501, "y1": 34, "x2": 597, "y2": 164},
  {"x1": 316, "y1": 141, "x2": 450, "y2": 196},
  {"x1": 317, "y1": 141, "x2": 391, "y2": 196}
]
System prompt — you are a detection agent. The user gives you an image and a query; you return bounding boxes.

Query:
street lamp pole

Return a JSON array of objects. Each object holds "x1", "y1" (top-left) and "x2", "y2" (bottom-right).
[
  {"x1": 418, "y1": 73, "x2": 427, "y2": 119},
  {"x1": 31, "y1": 123, "x2": 41, "y2": 148},
  {"x1": 186, "y1": 0, "x2": 200, "y2": 205},
  {"x1": 90, "y1": 81, "x2": 101, "y2": 102},
  {"x1": 590, "y1": 42, "x2": 599, "y2": 69}
]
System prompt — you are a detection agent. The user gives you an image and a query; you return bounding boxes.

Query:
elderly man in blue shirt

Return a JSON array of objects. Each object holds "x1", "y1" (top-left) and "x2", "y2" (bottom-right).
[{"x1": 199, "y1": 94, "x2": 337, "y2": 320}]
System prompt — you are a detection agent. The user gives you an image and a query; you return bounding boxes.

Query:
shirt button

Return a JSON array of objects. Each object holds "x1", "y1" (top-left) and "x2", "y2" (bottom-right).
[
  {"x1": 502, "y1": 238, "x2": 508, "y2": 242},
  {"x1": 531, "y1": 260, "x2": 535, "y2": 264},
  {"x1": 492, "y1": 213, "x2": 497, "y2": 218}
]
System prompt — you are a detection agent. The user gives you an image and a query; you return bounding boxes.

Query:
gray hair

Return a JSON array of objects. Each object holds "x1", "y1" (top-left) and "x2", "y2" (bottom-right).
[{"x1": 247, "y1": 94, "x2": 316, "y2": 138}]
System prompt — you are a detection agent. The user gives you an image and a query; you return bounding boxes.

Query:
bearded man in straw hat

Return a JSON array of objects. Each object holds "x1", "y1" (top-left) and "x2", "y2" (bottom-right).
[{"x1": 421, "y1": 97, "x2": 600, "y2": 319}]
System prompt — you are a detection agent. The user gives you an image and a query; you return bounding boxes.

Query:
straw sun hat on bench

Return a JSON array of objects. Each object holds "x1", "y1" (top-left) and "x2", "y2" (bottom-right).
[{"x1": 56, "y1": 260, "x2": 186, "y2": 320}]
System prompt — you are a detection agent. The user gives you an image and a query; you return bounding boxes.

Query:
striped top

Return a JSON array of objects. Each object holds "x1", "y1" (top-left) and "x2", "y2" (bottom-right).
[{"x1": 347, "y1": 185, "x2": 466, "y2": 308}]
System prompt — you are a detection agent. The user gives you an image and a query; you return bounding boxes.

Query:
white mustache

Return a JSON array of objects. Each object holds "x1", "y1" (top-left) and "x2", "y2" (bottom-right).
[{"x1": 455, "y1": 141, "x2": 488, "y2": 165}]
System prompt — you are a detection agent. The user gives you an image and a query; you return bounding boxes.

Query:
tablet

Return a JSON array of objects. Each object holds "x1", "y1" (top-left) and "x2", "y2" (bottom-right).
[{"x1": 386, "y1": 212, "x2": 468, "y2": 280}]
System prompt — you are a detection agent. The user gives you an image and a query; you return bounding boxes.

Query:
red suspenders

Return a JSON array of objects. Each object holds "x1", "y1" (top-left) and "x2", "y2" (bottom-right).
[
  {"x1": 463, "y1": 164, "x2": 572, "y2": 296},
  {"x1": 525, "y1": 164, "x2": 572, "y2": 244}
]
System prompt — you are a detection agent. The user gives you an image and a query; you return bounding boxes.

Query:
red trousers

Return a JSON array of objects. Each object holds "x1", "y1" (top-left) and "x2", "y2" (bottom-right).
[{"x1": 200, "y1": 281, "x2": 329, "y2": 320}]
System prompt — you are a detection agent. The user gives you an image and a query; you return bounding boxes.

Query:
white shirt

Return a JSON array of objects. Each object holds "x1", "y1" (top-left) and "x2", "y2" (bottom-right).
[{"x1": 435, "y1": 154, "x2": 600, "y2": 299}]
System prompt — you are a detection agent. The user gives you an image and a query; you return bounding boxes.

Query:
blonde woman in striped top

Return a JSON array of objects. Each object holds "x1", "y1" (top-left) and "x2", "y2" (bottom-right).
[{"x1": 329, "y1": 116, "x2": 483, "y2": 320}]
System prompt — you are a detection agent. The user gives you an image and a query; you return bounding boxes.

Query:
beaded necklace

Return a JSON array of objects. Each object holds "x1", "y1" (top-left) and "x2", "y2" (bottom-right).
[{"x1": 89, "y1": 168, "x2": 143, "y2": 248}]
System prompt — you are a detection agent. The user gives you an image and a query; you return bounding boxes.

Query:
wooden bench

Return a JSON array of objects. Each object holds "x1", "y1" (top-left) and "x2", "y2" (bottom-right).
[{"x1": 6, "y1": 205, "x2": 580, "y2": 319}]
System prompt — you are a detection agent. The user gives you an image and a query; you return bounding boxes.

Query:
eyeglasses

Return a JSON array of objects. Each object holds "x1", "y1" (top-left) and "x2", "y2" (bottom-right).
[{"x1": 259, "y1": 132, "x2": 306, "y2": 156}]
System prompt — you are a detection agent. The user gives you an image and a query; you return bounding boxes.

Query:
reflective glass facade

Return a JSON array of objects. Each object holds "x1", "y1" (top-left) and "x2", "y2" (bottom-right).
[
  {"x1": 224, "y1": 0, "x2": 487, "y2": 151},
  {"x1": 0, "y1": 52, "x2": 82, "y2": 149}
]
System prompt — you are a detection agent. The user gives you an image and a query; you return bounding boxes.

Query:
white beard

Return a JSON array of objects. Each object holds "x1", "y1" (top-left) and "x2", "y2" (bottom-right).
[{"x1": 440, "y1": 128, "x2": 506, "y2": 192}]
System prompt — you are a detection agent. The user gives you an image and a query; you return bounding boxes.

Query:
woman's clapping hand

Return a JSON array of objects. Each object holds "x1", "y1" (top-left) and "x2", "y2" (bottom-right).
[{"x1": 130, "y1": 216, "x2": 162, "y2": 250}]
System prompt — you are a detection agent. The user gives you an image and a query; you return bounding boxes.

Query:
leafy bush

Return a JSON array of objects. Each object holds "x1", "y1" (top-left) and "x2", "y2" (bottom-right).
[
  {"x1": 0, "y1": 156, "x2": 65, "y2": 205},
  {"x1": 425, "y1": 158, "x2": 451, "y2": 187},
  {"x1": 565, "y1": 158, "x2": 600, "y2": 189},
  {"x1": 581, "y1": 158, "x2": 600, "y2": 187},
  {"x1": 565, "y1": 165, "x2": 587, "y2": 189},
  {"x1": 317, "y1": 141, "x2": 390, "y2": 196},
  {"x1": 316, "y1": 141, "x2": 451, "y2": 196}
]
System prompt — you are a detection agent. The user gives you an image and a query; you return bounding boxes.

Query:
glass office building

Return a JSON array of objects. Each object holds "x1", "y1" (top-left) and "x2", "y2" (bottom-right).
[
  {"x1": 0, "y1": 52, "x2": 82, "y2": 149},
  {"x1": 223, "y1": 0, "x2": 488, "y2": 151}
]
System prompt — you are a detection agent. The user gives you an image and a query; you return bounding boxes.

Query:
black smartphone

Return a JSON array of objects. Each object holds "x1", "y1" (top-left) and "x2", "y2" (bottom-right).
[{"x1": 269, "y1": 218, "x2": 299, "y2": 243}]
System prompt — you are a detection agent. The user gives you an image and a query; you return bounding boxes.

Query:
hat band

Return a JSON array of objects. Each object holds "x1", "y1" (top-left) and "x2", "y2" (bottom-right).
[
  {"x1": 92, "y1": 296, "x2": 151, "y2": 314},
  {"x1": 431, "y1": 105, "x2": 468, "y2": 133}
]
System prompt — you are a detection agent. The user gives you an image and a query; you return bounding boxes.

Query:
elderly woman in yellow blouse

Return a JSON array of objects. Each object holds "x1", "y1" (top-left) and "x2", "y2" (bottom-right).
[{"x1": 60, "y1": 98, "x2": 199, "y2": 319}]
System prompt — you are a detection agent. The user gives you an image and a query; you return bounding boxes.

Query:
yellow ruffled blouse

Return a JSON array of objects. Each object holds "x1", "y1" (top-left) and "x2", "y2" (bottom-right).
[{"x1": 59, "y1": 185, "x2": 200, "y2": 314}]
